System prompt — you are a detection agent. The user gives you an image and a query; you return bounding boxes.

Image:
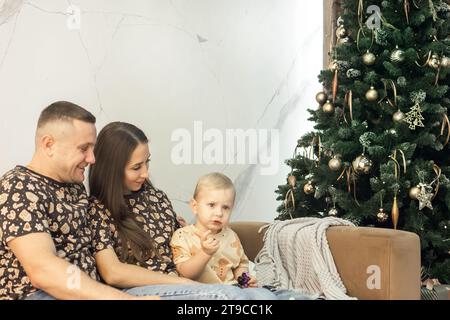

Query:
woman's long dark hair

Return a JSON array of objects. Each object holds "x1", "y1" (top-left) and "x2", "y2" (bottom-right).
[{"x1": 89, "y1": 121, "x2": 157, "y2": 263}]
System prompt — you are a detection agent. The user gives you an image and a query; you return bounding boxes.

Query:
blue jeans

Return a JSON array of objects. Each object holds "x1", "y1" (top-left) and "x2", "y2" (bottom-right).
[
  {"x1": 125, "y1": 284, "x2": 279, "y2": 300},
  {"x1": 24, "y1": 284, "x2": 279, "y2": 300}
]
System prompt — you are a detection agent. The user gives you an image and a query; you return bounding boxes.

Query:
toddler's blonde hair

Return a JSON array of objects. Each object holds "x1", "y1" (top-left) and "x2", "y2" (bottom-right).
[{"x1": 193, "y1": 172, "x2": 236, "y2": 201}]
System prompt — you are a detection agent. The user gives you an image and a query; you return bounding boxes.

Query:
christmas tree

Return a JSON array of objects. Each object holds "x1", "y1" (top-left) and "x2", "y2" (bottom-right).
[{"x1": 276, "y1": 0, "x2": 450, "y2": 284}]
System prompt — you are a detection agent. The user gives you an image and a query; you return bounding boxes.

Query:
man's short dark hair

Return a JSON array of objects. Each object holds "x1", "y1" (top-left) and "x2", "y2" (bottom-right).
[{"x1": 37, "y1": 101, "x2": 96, "y2": 128}]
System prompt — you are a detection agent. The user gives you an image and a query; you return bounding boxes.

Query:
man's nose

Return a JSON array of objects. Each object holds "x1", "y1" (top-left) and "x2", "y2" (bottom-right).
[{"x1": 86, "y1": 149, "x2": 95, "y2": 165}]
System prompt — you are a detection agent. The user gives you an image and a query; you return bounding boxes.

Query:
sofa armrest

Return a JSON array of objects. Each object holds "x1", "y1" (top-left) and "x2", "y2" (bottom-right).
[{"x1": 229, "y1": 221, "x2": 421, "y2": 300}]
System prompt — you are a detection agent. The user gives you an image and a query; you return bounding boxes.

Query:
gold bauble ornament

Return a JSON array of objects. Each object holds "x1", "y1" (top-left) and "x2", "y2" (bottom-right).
[
  {"x1": 377, "y1": 208, "x2": 388, "y2": 223},
  {"x1": 328, "y1": 60, "x2": 339, "y2": 72},
  {"x1": 409, "y1": 186, "x2": 420, "y2": 200},
  {"x1": 316, "y1": 92, "x2": 328, "y2": 105},
  {"x1": 393, "y1": 110, "x2": 405, "y2": 123},
  {"x1": 287, "y1": 175, "x2": 296, "y2": 188},
  {"x1": 335, "y1": 26, "x2": 347, "y2": 38},
  {"x1": 328, "y1": 157, "x2": 342, "y2": 171},
  {"x1": 303, "y1": 181, "x2": 315, "y2": 195},
  {"x1": 328, "y1": 208, "x2": 338, "y2": 216},
  {"x1": 362, "y1": 51, "x2": 376, "y2": 66},
  {"x1": 352, "y1": 154, "x2": 372, "y2": 174},
  {"x1": 428, "y1": 54, "x2": 440, "y2": 69},
  {"x1": 365, "y1": 86, "x2": 379, "y2": 101},
  {"x1": 322, "y1": 100, "x2": 335, "y2": 114},
  {"x1": 390, "y1": 47, "x2": 405, "y2": 63},
  {"x1": 441, "y1": 56, "x2": 450, "y2": 68}
]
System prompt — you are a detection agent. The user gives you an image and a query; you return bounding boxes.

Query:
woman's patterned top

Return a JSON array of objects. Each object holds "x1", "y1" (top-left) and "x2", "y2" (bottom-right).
[{"x1": 89, "y1": 181, "x2": 181, "y2": 275}]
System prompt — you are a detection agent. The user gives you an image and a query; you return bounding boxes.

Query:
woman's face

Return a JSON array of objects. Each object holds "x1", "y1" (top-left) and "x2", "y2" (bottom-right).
[{"x1": 124, "y1": 143, "x2": 151, "y2": 194}]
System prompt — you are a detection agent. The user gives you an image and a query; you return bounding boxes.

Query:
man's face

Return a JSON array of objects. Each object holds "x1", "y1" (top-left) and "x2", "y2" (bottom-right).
[{"x1": 52, "y1": 119, "x2": 96, "y2": 183}]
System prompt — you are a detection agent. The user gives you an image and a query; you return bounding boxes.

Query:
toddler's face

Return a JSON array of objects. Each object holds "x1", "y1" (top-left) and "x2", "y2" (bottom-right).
[{"x1": 191, "y1": 187, "x2": 235, "y2": 233}]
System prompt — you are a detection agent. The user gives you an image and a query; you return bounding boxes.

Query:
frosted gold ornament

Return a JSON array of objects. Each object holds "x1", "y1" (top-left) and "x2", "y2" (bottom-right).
[
  {"x1": 328, "y1": 208, "x2": 338, "y2": 216},
  {"x1": 328, "y1": 60, "x2": 339, "y2": 72},
  {"x1": 409, "y1": 186, "x2": 420, "y2": 200},
  {"x1": 441, "y1": 56, "x2": 450, "y2": 69},
  {"x1": 323, "y1": 149, "x2": 333, "y2": 157},
  {"x1": 391, "y1": 196, "x2": 399, "y2": 229},
  {"x1": 377, "y1": 208, "x2": 388, "y2": 222},
  {"x1": 428, "y1": 54, "x2": 440, "y2": 69},
  {"x1": 337, "y1": 37, "x2": 351, "y2": 45},
  {"x1": 390, "y1": 47, "x2": 405, "y2": 63},
  {"x1": 346, "y1": 68, "x2": 361, "y2": 78},
  {"x1": 335, "y1": 26, "x2": 347, "y2": 38},
  {"x1": 303, "y1": 181, "x2": 315, "y2": 195},
  {"x1": 352, "y1": 154, "x2": 373, "y2": 174},
  {"x1": 316, "y1": 92, "x2": 328, "y2": 105},
  {"x1": 362, "y1": 51, "x2": 376, "y2": 66},
  {"x1": 328, "y1": 156, "x2": 342, "y2": 171},
  {"x1": 393, "y1": 110, "x2": 406, "y2": 123},
  {"x1": 365, "y1": 86, "x2": 379, "y2": 101},
  {"x1": 322, "y1": 100, "x2": 335, "y2": 114},
  {"x1": 287, "y1": 175, "x2": 296, "y2": 188}
]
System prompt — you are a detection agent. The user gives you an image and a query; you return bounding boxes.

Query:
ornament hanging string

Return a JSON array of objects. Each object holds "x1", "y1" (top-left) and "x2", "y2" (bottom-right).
[
  {"x1": 389, "y1": 151, "x2": 402, "y2": 230},
  {"x1": 284, "y1": 182, "x2": 295, "y2": 219},
  {"x1": 379, "y1": 79, "x2": 397, "y2": 108},
  {"x1": 434, "y1": 65, "x2": 441, "y2": 86},
  {"x1": 440, "y1": 114, "x2": 450, "y2": 147},
  {"x1": 389, "y1": 152, "x2": 400, "y2": 180},
  {"x1": 356, "y1": 28, "x2": 374, "y2": 53},
  {"x1": 415, "y1": 51, "x2": 440, "y2": 85},
  {"x1": 415, "y1": 51, "x2": 433, "y2": 67},
  {"x1": 431, "y1": 164, "x2": 441, "y2": 199},
  {"x1": 380, "y1": 192, "x2": 384, "y2": 208},
  {"x1": 389, "y1": 149, "x2": 407, "y2": 177},
  {"x1": 357, "y1": 0, "x2": 365, "y2": 35},
  {"x1": 343, "y1": 90, "x2": 354, "y2": 123},
  {"x1": 337, "y1": 166, "x2": 360, "y2": 206}
]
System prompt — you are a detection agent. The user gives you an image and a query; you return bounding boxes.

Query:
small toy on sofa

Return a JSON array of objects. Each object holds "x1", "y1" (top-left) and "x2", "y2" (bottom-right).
[{"x1": 237, "y1": 272, "x2": 251, "y2": 288}]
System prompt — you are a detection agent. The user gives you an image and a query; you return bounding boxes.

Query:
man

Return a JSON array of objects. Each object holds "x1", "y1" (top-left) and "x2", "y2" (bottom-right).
[{"x1": 0, "y1": 101, "x2": 157, "y2": 300}]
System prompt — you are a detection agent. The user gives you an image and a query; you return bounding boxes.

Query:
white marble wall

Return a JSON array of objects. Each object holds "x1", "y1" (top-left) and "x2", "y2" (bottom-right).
[{"x1": 0, "y1": 0, "x2": 323, "y2": 223}]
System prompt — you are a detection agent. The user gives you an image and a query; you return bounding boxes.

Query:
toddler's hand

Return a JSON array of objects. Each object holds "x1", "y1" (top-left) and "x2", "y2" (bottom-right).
[
  {"x1": 248, "y1": 276, "x2": 258, "y2": 288},
  {"x1": 195, "y1": 230, "x2": 220, "y2": 256}
]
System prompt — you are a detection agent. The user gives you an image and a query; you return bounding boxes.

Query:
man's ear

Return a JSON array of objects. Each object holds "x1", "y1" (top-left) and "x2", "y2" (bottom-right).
[
  {"x1": 189, "y1": 198, "x2": 198, "y2": 214},
  {"x1": 41, "y1": 135, "x2": 55, "y2": 156}
]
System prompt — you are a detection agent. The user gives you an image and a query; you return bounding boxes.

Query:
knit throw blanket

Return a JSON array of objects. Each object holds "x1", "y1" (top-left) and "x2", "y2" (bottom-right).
[{"x1": 254, "y1": 217, "x2": 357, "y2": 300}]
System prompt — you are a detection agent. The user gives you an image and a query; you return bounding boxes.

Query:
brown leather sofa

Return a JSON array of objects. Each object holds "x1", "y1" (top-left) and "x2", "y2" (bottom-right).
[{"x1": 229, "y1": 221, "x2": 421, "y2": 300}]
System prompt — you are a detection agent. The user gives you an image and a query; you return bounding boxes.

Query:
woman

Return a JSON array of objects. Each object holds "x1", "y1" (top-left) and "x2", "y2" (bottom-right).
[{"x1": 88, "y1": 122, "x2": 278, "y2": 299}]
